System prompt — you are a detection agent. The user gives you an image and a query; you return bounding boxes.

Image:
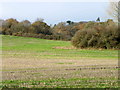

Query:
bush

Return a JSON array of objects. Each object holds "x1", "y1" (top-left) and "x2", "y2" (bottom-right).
[{"x1": 71, "y1": 21, "x2": 120, "y2": 49}]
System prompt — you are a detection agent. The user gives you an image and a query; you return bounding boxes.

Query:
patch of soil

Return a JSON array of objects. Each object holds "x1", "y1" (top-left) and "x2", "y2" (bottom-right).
[
  {"x1": 52, "y1": 46, "x2": 118, "y2": 50},
  {"x1": 52, "y1": 46, "x2": 77, "y2": 50}
]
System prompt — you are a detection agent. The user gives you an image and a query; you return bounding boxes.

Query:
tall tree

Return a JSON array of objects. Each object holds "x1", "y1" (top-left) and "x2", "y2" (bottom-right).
[
  {"x1": 96, "y1": 17, "x2": 100, "y2": 22},
  {"x1": 107, "y1": 1, "x2": 120, "y2": 22},
  {"x1": 66, "y1": 20, "x2": 72, "y2": 25},
  {"x1": 31, "y1": 21, "x2": 51, "y2": 35}
]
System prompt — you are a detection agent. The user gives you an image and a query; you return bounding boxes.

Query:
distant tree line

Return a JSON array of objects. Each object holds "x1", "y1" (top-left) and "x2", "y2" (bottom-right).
[
  {"x1": 0, "y1": 18, "x2": 85, "y2": 41},
  {"x1": 0, "y1": 18, "x2": 58, "y2": 40},
  {"x1": 0, "y1": 18, "x2": 119, "y2": 49}
]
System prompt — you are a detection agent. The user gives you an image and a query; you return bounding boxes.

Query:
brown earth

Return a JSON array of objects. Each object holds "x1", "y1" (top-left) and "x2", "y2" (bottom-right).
[{"x1": 2, "y1": 57, "x2": 118, "y2": 81}]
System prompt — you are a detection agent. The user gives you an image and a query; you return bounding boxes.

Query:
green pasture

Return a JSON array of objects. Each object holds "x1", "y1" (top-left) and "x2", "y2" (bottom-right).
[{"x1": 2, "y1": 35, "x2": 118, "y2": 59}]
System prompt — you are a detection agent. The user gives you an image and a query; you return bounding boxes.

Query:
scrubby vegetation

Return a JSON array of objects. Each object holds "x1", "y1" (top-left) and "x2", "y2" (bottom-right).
[
  {"x1": 71, "y1": 20, "x2": 120, "y2": 49},
  {"x1": 0, "y1": 18, "x2": 119, "y2": 49}
]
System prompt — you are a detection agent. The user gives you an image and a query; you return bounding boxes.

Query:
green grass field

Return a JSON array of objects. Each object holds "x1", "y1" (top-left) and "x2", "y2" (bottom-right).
[{"x1": 1, "y1": 35, "x2": 119, "y2": 88}]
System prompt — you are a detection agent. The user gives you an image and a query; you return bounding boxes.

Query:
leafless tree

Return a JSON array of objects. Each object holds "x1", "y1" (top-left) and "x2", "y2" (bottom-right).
[
  {"x1": 107, "y1": 1, "x2": 120, "y2": 22},
  {"x1": 36, "y1": 18, "x2": 44, "y2": 22}
]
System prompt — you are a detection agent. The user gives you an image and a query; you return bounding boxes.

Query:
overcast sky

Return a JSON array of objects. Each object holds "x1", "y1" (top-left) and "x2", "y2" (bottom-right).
[{"x1": 0, "y1": 1, "x2": 112, "y2": 25}]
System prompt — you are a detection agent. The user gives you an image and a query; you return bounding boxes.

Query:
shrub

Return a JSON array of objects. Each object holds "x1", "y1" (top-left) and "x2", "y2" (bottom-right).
[{"x1": 71, "y1": 21, "x2": 120, "y2": 49}]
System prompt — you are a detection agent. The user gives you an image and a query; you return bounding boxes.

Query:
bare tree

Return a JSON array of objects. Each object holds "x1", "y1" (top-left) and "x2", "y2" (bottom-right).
[
  {"x1": 0, "y1": 19, "x2": 4, "y2": 26},
  {"x1": 20, "y1": 20, "x2": 31, "y2": 27},
  {"x1": 107, "y1": 1, "x2": 120, "y2": 22},
  {"x1": 36, "y1": 18, "x2": 44, "y2": 22}
]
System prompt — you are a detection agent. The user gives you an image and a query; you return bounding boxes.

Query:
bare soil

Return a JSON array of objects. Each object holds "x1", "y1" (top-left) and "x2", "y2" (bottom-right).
[{"x1": 2, "y1": 57, "x2": 118, "y2": 81}]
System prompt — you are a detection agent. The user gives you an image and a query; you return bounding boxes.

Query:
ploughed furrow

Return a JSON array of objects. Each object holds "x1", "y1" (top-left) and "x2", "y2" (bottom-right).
[{"x1": 65, "y1": 66, "x2": 119, "y2": 71}]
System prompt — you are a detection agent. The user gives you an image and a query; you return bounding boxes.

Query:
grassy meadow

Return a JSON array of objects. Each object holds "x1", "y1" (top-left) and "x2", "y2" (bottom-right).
[{"x1": 1, "y1": 35, "x2": 119, "y2": 88}]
